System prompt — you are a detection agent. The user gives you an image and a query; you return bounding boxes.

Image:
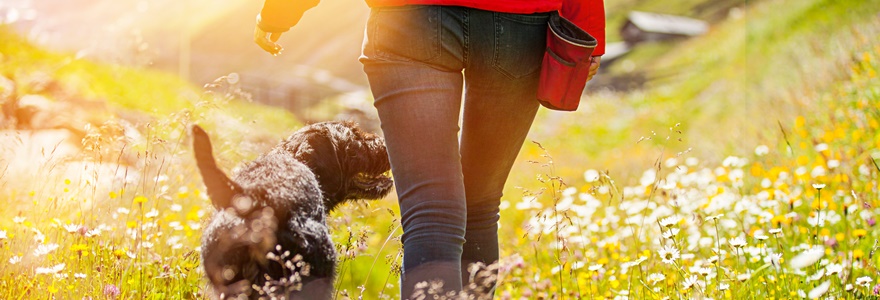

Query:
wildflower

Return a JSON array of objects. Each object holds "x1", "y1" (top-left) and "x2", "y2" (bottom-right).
[
  {"x1": 808, "y1": 269, "x2": 825, "y2": 281},
  {"x1": 32, "y1": 228, "x2": 45, "y2": 243},
  {"x1": 584, "y1": 169, "x2": 600, "y2": 183},
  {"x1": 13, "y1": 216, "x2": 25, "y2": 224},
  {"x1": 812, "y1": 183, "x2": 826, "y2": 190},
  {"x1": 33, "y1": 243, "x2": 60, "y2": 257},
  {"x1": 117, "y1": 207, "x2": 130, "y2": 215},
  {"x1": 768, "y1": 253, "x2": 782, "y2": 268},
  {"x1": 85, "y1": 228, "x2": 102, "y2": 238},
  {"x1": 755, "y1": 233, "x2": 769, "y2": 241},
  {"x1": 719, "y1": 282, "x2": 730, "y2": 291},
  {"x1": 74, "y1": 273, "x2": 87, "y2": 279},
  {"x1": 9, "y1": 256, "x2": 22, "y2": 265},
  {"x1": 704, "y1": 214, "x2": 724, "y2": 222},
  {"x1": 729, "y1": 237, "x2": 747, "y2": 248},
  {"x1": 63, "y1": 224, "x2": 81, "y2": 234},
  {"x1": 826, "y1": 264, "x2": 843, "y2": 276},
  {"x1": 769, "y1": 228, "x2": 782, "y2": 235},
  {"x1": 145, "y1": 208, "x2": 159, "y2": 219},
  {"x1": 588, "y1": 264, "x2": 603, "y2": 272},
  {"x1": 790, "y1": 246, "x2": 825, "y2": 269},
  {"x1": 659, "y1": 216, "x2": 681, "y2": 228},
  {"x1": 846, "y1": 284, "x2": 854, "y2": 291},
  {"x1": 736, "y1": 273, "x2": 750, "y2": 282},
  {"x1": 0, "y1": 230, "x2": 6, "y2": 240},
  {"x1": 659, "y1": 245, "x2": 680, "y2": 264},
  {"x1": 35, "y1": 263, "x2": 65, "y2": 275},
  {"x1": 133, "y1": 195, "x2": 148, "y2": 204},
  {"x1": 873, "y1": 283, "x2": 880, "y2": 295},
  {"x1": 647, "y1": 273, "x2": 666, "y2": 285},
  {"x1": 853, "y1": 229, "x2": 868, "y2": 238},
  {"x1": 104, "y1": 284, "x2": 121, "y2": 299},
  {"x1": 625, "y1": 256, "x2": 648, "y2": 268},
  {"x1": 171, "y1": 204, "x2": 183, "y2": 212},
  {"x1": 697, "y1": 267, "x2": 713, "y2": 277},
  {"x1": 683, "y1": 275, "x2": 699, "y2": 290},
  {"x1": 808, "y1": 281, "x2": 831, "y2": 299},
  {"x1": 662, "y1": 228, "x2": 680, "y2": 239},
  {"x1": 755, "y1": 145, "x2": 769, "y2": 156},
  {"x1": 856, "y1": 276, "x2": 873, "y2": 287}
]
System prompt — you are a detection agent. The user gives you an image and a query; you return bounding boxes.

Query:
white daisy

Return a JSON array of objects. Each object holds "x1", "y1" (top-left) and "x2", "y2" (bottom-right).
[
  {"x1": 662, "y1": 228, "x2": 680, "y2": 239},
  {"x1": 13, "y1": 216, "x2": 25, "y2": 224},
  {"x1": 63, "y1": 224, "x2": 81, "y2": 234},
  {"x1": 754, "y1": 145, "x2": 770, "y2": 156},
  {"x1": 790, "y1": 246, "x2": 825, "y2": 269},
  {"x1": 683, "y1": 275, "x2": 699, "y2": 290},
  {"x1": 855, "y1": 276, "x2": 873, "y2": 287},
  {"x1": 33, "y1": 243, "x2": 60, "y2": 257},
  {"x1": 808, "y1": 281, "x2": 830, "y2": 299},
  {"x1": 719, "y1": 282, "x2": 730, "y2": 291},
  {"x1": 812, "y1": 183, "x2": 826, "y2": 190},
  {"x1": 659, "y1": 216, "x2": 681, "y2": 228},
  {"x1": 8, "y1": 256, "x2": 22, "y2": 265},
  {"x1": 647, "y1": 273, "x2": 666, "y2": 285},
  {"x1": 659, "y1": 245, "x2": 680, "y2": 265},
  {"x1": 0, "y1": 230, "x2": 6, "y2": 240},
  {"x1": 35, "y1": 263, "x2": 65, "y2": 275},
  {"x1": 145, "y1": 208, "x2": 160, "y2": 219},
  {"x1": 704, "y1": 214, "x2": 724, "y2": 222},
  {"x1": 826, "y1": 263, "x2": 843, "y2": 276},
  {"x1": 729, "y1": 237, "x2": 747, "y2": 248}
]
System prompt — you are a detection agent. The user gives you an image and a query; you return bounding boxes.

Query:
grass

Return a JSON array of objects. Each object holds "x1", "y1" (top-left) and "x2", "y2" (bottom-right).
[{"x1": 1, "y1": 0, "x2": 880, "y2": 298}]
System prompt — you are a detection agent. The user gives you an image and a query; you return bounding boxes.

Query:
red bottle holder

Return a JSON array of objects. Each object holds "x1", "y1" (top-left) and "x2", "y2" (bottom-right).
[{"x1": 537, "y1": 12, "x2": 597, "y2": 111}]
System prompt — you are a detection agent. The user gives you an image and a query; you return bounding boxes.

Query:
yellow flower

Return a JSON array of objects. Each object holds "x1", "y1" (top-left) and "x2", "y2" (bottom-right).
[
  {"x1": 854, "y1": 249, "x2": 864, "y2": 260},
  {"x1": 113, "y1": 248, "x2": 127, "y2": 259},
  {"x1": 133, "y1": 195, "x2": 148, "y2": 204},
  {"x1": 853, "y1": 229, "x2": 867, "y2": 238},
  {"x1": 70, "y1": 244, "x2": 89, "y2": 252}
]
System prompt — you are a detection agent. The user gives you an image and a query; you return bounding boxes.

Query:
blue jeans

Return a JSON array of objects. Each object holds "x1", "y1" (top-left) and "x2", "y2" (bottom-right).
[{"x1": 359, "y1": 5, "x2": 549, "y2": 298}]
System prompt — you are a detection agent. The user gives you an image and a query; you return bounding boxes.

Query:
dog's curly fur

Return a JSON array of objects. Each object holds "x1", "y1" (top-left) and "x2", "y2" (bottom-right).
[{"x1": 192, "y1": 121, "x2": 393, "y2": 299}]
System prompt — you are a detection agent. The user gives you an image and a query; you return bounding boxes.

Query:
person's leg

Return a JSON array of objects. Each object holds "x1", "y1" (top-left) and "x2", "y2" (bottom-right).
[
  {"x1": 359, "y1": 5, "x2": 469, "y2": 298},
  {"x1": 458, "y1": 9, "x2": 549, "y2": 292}
]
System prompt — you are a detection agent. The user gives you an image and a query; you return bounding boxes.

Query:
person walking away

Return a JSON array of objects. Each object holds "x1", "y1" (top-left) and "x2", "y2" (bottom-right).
[{"x1": 253, "y1": 0, "x2": 605, "y2": 298}]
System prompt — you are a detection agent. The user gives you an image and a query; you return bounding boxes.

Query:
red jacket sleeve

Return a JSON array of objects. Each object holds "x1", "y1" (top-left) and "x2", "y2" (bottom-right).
[
  {"x1": 561, "y1": 0, "x2": 606, "y2": 56},
  {"x1": 258, "y1": 0, "x2": 321, "y2": 33}
]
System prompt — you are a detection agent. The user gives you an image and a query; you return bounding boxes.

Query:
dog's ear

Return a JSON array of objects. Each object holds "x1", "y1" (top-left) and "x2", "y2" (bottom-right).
[{"x1": 192, "y1": 125, "x2": 242, "y2": 209}]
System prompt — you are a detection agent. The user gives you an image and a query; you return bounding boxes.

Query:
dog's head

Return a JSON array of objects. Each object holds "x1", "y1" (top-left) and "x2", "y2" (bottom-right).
[{"x1": 281, "y1": 121, "x2": 393, "y2": 211}]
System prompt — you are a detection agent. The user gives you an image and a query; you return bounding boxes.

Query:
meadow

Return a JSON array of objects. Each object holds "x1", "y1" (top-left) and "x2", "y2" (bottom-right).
[{"x1": 1, "y1": 0, "x2": 879, "y2": 299}]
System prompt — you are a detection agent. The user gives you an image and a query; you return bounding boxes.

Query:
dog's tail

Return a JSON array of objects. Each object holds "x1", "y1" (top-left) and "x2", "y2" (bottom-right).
[{"x1": 192, "y1": 125, "x2": 241, "y2": 209}]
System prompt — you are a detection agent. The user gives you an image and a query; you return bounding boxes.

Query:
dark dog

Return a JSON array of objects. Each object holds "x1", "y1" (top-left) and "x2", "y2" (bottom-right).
[{"x1": 192, "y1": 121, "x2": 393, "y2": 299}]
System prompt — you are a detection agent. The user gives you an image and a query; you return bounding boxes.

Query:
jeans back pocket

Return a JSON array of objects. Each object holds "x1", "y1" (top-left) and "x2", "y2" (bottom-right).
[
  {"x1": 367, "y1": 6, "x2": 442, "y2": 62},
  {"x1": 492, "y1": 13, "x2": 550, "y2": 79}
]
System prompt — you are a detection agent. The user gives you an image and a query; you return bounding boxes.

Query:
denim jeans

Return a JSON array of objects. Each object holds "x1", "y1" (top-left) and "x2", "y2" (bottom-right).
[{"x1": 359, "y1": 5, "x2": 549, "y2": 298}]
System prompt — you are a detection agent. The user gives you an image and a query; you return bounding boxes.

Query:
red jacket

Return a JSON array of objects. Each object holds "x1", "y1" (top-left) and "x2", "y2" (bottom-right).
[{"x1": 259, "y1": 0, "x2": 606, "y2": 56}]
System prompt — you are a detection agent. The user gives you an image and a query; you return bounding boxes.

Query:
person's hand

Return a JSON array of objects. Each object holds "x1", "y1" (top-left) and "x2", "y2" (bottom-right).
[
  {"x1": 254, "y1": 26, "x2": 284, "y2": 56},
  {"x1": 586, "y1": 56, "x2": 601, "y2": 82}
]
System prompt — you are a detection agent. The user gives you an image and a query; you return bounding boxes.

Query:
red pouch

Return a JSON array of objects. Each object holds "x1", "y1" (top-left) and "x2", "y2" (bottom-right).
[{"x1": 537, "y1": 12, "x2": 598, "y2": 111}]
